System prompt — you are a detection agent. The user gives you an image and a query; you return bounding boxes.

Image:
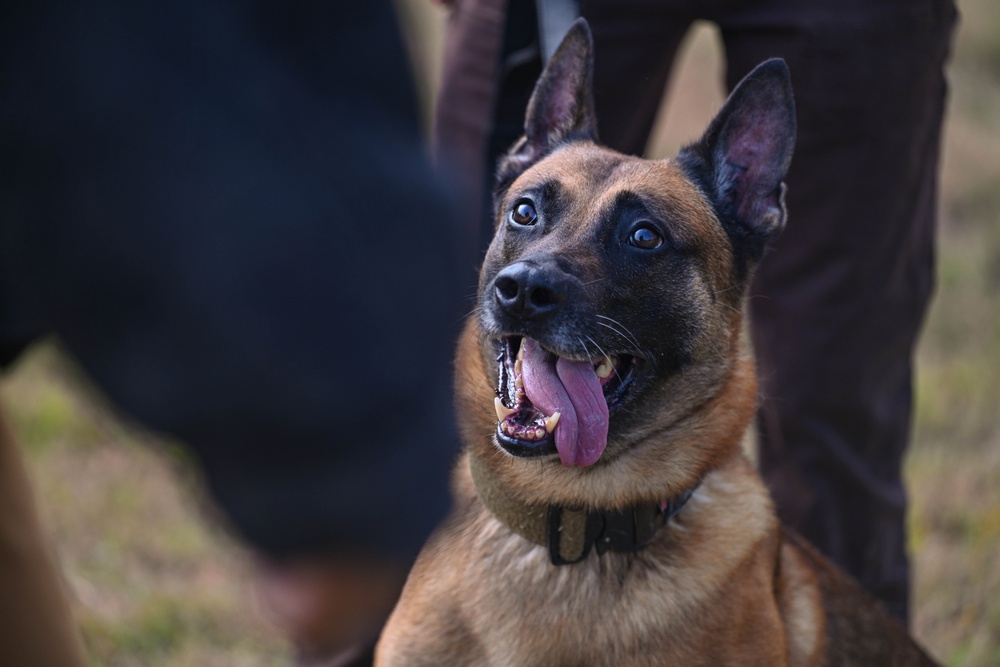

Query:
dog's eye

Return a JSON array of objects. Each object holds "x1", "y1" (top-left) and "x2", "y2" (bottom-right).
[
  {"x1": 510, "y1": 201, "x2": 538, "y2": 226},
  {"x1": 628, "y1": 225, "x2": 663, "y2": 250}
]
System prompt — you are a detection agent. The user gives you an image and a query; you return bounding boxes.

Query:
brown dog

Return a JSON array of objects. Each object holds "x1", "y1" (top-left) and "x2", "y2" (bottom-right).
[{"x1": 376, "y1": 20, "x2": 939, "y2": 667}]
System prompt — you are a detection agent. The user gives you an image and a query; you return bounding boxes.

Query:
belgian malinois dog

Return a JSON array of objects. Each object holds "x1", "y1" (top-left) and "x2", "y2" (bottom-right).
[{"x1": 376, "y1": 19, "x2": 939, "y2": 667}]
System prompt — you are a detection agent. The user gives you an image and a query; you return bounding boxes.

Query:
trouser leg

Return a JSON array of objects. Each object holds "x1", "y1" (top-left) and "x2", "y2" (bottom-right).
[
  {"x1": 578, "y1": 2, "x2": 693, "y2": 157},
  {"x1": 719, "y1": 0, "x2": 957, "y2": 623},
  {"x1": 0, "y1": 404, "x2": 87, "y2": 666}
]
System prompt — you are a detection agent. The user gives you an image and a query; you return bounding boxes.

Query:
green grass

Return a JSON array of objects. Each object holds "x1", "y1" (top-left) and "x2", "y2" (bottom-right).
[{"x1": 1, "y1": 2, "x2": 999, "y2": 664}]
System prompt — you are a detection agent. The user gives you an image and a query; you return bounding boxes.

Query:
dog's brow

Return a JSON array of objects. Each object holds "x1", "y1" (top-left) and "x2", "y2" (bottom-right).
[
  {"x1": 538, "y1": 179, "x2": 565, "y2": 205},
  {"x1": 510, "y1": 178, "x2": 568, "y2": 214},
  {"x1": 509, "y1": 177, "x2": 559, "y2": 197},
  {"x1": 607, "y1": 190, "x2": 649, "y2": 215},
  {"x1": 603, "y1": 187, "x2": 707, "y2": 247}
]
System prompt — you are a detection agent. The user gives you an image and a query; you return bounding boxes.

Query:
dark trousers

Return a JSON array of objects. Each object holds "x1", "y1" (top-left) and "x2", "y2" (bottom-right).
[{"x1": 435, "y1": 0, "x2": 957, "y2": 623}]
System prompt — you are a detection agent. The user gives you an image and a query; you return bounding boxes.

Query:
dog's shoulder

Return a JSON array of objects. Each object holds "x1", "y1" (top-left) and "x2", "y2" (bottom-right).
[{"x1": 779, "y1": 530, "x2": 939, "y2": 667}]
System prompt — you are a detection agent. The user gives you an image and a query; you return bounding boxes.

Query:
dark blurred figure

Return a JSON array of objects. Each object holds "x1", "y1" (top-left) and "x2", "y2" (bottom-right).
[
  {"x1": 433, "y1": 0, "x2": 957, "y2": 624},
  {"x1": 0, "y1": 1, "x2": 464, "y2": 665}
]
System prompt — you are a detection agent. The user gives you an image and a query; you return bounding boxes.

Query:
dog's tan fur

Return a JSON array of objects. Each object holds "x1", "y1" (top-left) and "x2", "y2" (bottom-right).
[{"x1": 377, "y1": 21, "x2": 938, "y2": 667}]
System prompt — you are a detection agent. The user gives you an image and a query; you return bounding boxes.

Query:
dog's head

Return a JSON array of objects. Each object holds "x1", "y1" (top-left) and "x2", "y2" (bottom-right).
[{"x1": 468, "y1": 20, "x2": 794, "y2": 504}]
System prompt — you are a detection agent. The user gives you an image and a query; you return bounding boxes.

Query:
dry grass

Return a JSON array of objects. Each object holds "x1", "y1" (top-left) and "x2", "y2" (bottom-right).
[
  {"x1": 905, "y1": 2, "x2": 1000, "y2": 664},
  {"x1": 1, "y1": 2, "x2": 998, "y2": 665}
]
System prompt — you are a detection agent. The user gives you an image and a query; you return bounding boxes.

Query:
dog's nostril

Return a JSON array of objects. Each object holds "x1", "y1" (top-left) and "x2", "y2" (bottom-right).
[
  {"x1": 495, "y1": 275, "x2": 520, "y2": 302},
  {"x1": 529, "y1": 285, "x2": 558, "y2": 308}
]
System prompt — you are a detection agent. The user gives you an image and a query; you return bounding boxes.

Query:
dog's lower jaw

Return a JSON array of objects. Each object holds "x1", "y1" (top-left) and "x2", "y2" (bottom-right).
[
  {"x1": 492, "y1": 335, "x2": 642, "y2": 467},
  {"x1": 463, "y1": 325, "x2": 760, "y2": 511}
]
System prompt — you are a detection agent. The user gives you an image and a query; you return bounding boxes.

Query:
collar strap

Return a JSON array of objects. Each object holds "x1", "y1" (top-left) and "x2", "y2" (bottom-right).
[{"x1": 469, "y1": 454, "x2": 698, "y2": 566}]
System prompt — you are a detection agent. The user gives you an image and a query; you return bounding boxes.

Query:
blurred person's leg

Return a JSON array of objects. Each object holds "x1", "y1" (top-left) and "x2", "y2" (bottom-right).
[
  {"x1": 717, "y1": 0, "x2": 958, "y2": 623},
  {"x1": 0, "y1": 404, "x2": 87, "y2": 666},
  {"x1": 578, "y1": 1, "x2": 693, "y2": 156},
  {"x1": 434, "y1": 0, "x2": 510, "y2": 263}
]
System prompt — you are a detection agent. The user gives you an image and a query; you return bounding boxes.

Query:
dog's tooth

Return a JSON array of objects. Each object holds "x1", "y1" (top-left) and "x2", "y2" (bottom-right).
[
  {"x1": 544, "y1": 412, "x2": 561, "y2": 433},
  {"x1": 514, "y1": 376, "x2": 524, "y2": 390},
  {"x1": 514, "y1": 358, "x2": 523, "y2": 375},
  {"x1": 595, "y1": 356, "x2": 616, "y2": 379},
  {"x1": 516, "y1": 339, "x2": 525, "y2": 362},
  {"x1": 494, "y1": 397, "x2": 516, "y2": 422}
]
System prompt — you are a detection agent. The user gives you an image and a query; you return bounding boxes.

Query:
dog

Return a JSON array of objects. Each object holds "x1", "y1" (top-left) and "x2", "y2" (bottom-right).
[{"x1": 376, "y1": 19, "x2": 939, "y2": 667}]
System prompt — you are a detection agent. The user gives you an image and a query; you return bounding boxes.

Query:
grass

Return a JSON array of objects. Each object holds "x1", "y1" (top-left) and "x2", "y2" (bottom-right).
[{"x1": 2, "y1": 2, "x2": 999, "y2": 664}]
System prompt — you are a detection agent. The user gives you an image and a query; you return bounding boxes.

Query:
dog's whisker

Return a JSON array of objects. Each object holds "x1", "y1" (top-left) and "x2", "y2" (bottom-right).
[
  {"x1": 595, "y1": 321, "x2": 633, "y2": 350},
  {"x1": 716, "y1": 300, "x2": 743, "y2": 316},
  {"x1": 713, "y1": 283, "x2": 741, "y2": 297},
  {"x1": 594, "y1": 318, "x2": 626, "y2": 339},
  {"x1": 590, "y1": 333, "x2": 634, "y2": 385},
  {"x1": 595, "y1": 315, "x2": 642, "y2": 351},
  {"x1": 584, "y1": 335, "x2": 611, "y2": 365},
  {"x1": 595, "y1": 314, "x2": 640, "y2": 342}
]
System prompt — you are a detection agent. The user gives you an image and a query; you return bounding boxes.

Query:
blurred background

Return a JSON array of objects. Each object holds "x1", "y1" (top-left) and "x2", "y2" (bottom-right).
[{"x1": 1, "y1": 1, "x2": 997, "y2": 665}]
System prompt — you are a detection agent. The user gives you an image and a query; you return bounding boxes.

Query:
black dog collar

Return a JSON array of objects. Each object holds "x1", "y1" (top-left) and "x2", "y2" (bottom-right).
[{"x1": 469, "y1": 453, "x2": 699, "y2": 565}]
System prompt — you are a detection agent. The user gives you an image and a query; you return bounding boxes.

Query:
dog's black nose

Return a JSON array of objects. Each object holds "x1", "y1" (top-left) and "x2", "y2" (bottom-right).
[{"x1": 494, "y1": 262, "x2": 565, "y2": 320}]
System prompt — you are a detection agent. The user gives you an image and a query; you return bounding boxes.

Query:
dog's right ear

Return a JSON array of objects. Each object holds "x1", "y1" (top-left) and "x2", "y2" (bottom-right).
[{"x1": 495, "y1": 18, "x2": 598, "y2": 192}]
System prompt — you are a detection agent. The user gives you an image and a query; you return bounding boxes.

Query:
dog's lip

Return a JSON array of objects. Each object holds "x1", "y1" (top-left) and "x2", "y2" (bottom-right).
[{"x1": 492, "y1": 336, "x2": 640, "y2": 459}]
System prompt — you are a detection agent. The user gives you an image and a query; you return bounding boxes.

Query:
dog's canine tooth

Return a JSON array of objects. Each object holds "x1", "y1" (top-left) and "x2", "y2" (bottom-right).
[
  {"x1": 595, "y1": 357, "x2": 616, "y2": 379},
  {"x1": 494, "y1": 397, "x2": 516, "y2": 421},
  {"x1": 544, "y1": 412, "x2": 561, "y2": 433}
]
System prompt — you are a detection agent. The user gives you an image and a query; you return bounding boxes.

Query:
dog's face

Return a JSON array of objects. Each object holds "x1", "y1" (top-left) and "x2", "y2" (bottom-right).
[
  {"x1": 472, "y1": 21, "x2": 795, "y2": 484},
  {"x1": 480, "y1": 144, "x2": 735, "y2": 468}
]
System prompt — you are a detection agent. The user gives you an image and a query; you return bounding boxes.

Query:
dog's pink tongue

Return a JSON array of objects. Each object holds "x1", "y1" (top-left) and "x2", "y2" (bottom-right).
[{"x1": 520, "y1": 338, "x2": 609, "y2": 467}]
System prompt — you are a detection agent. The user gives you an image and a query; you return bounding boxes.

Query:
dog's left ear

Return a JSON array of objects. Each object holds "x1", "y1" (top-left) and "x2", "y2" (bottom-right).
[
  {"x1": 496, "y1": 18, "x2": 598, "y2": 191},
  {"x1": 679, "y1": 59, "x2": 796, "y2": 259}
]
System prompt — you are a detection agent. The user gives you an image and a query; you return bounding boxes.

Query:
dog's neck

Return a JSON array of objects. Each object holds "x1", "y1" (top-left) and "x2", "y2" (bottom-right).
[{"x1": 468, "y1": 452, "x2": 699, "y2": 565}]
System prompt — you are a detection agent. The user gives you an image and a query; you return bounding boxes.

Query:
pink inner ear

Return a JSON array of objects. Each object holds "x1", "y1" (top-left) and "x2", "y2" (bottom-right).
[
  {"x1": 545, "y1": 86, "x2": 578, "y2": 131},
  {"x1": 542, "y1": 56, "x2": 585, "y2": 131},
  {"x1": 723, "y1": 108, "x2": 786, "y2": 220},
  {"x1": 727, "y1": 111, "x2": 778, "y2": 171}
]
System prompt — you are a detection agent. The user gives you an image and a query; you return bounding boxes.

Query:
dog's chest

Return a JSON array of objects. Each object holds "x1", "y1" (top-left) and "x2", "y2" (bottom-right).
[{"x1": 459, "y1": 509, "x2": 721, "y2": 666}]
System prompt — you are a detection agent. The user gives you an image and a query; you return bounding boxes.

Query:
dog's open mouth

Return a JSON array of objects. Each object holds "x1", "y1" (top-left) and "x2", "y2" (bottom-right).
[{"x1": 493, "y1": 336, "x2": 638, "y2": 467}]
